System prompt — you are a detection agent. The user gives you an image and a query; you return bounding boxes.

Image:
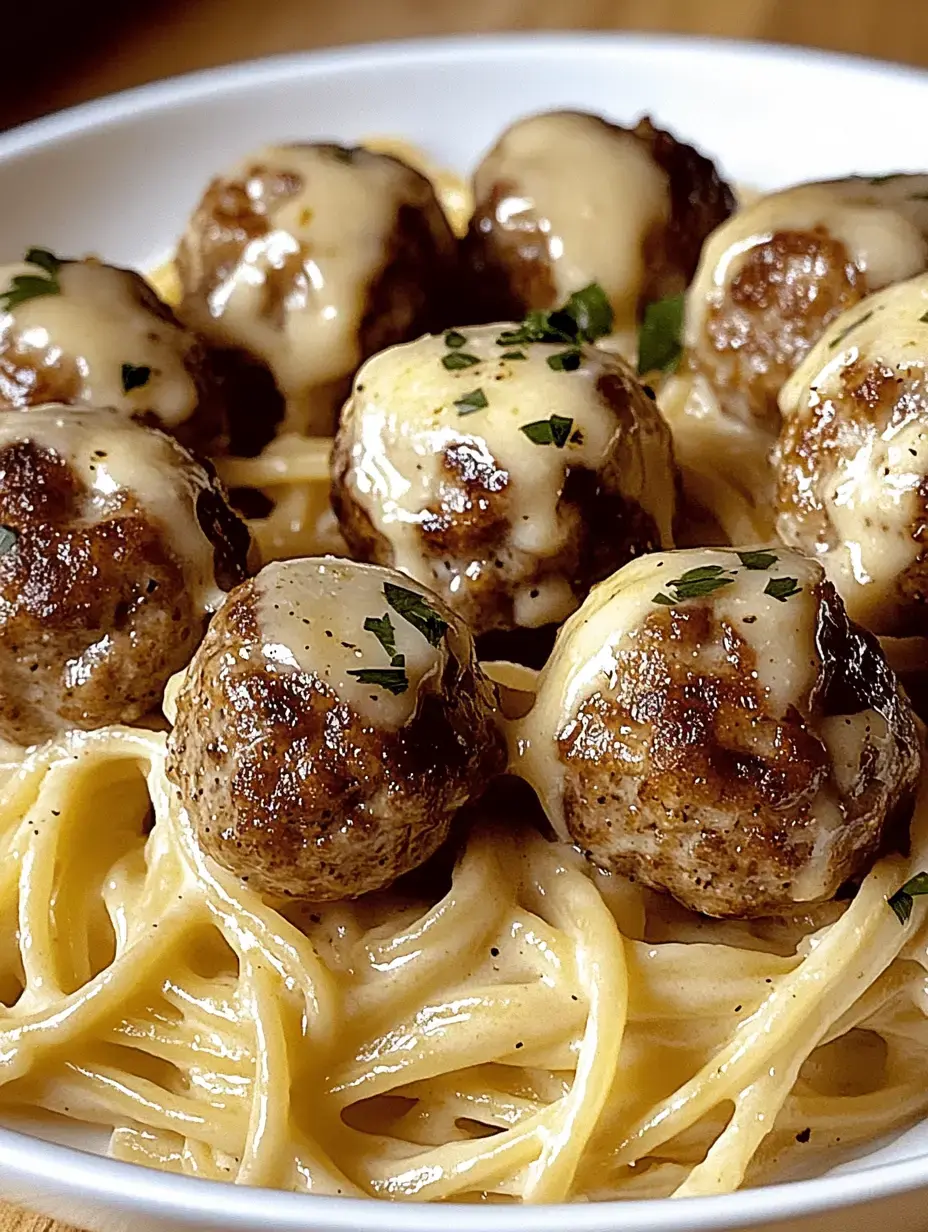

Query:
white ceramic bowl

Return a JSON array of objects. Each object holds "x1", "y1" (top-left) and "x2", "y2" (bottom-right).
[{"x1": 3, "y1": 32, "x2": 928, "y2": 1232}]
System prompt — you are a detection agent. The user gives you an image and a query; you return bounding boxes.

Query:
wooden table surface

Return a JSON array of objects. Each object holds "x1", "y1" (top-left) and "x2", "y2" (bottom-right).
[{"x1": 3, "y1": 0, "x2": 928, "y2": 1228}]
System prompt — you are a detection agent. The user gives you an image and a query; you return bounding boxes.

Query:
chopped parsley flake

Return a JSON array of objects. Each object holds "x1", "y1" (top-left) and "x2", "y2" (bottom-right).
[
  {"x1": 453, "y1": 388, "x2": 488, "y2": 415},
  {"x1": 346, "y1": 667, "x2": 408, "y2": 695},
  {"x1": 829, "y1": 311, "x2": 875, "y2": 349},
  {"x1": 520, "y1": 415, "x2": 574, "y2": 448},
  {"x1": 384, "y1": 582, "x2": 448, "y2": 647},
  {"x1": 0, "y1": 247, "x2": 63, "y2": 312},
  {"x1": 920, "y1": 310, "x2": 928, "y2": 324},
  {"x1": 444, "y1": 330, "x2": 467, "y2": 349},
  {"x1": 500, "y1": 350, "x2": 527, "y2": 360},
  {"x1": 637, "y1": 294, "x2": 684, "y2": 375},
  {"x1": 442, "y1": 352, "x2": 480, "y2": 370},
  {"x1": 547, "y1": 349, "x2": 582, "y2": 372},
  {"x1": 764, "y1": 576, "x2": 802, "y2": 602},
  {"x1": 653, "y1": 564, "x2": 735, "y2": 606},
  {"x1": 494, "y1": 282, "x2": 614, "y2": 352},
  {"x1": 363, "y1": 613, "x2": 397, "y2": 659},
  {"x1": 24, "y1": 247, "x2": 61, "y2": 277},
  {"x1": 121, "y1": 363, "x2": 151, "y2": 393},
  {"x1": 888, "y1": 872, "x2": 928, "y2": 924},
  {"x1": 737, "y1": 549, "x2": 778, "y2": 571}
]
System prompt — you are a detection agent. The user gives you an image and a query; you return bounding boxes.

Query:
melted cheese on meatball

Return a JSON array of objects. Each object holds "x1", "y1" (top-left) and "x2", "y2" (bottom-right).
[
  {"x1": 514, "y1": 547, "x2": 825, "y2": 831},
  {"x1": 250, "y1": 558, "x2": 455, "y2": 729},
  {"x1": 338, "y1": 325, "x2": 675, "y2": 628},
  {"x1": 778, "y1": 273, "x2": 928, "y2": 632},
  {"x1": 474, "y1": 112, "x2": 670, "y2": 333},
  {"x1": 0, "y1": 406, "x2": 226, "y2": 614},
  {"x1": 0, "y1": 261, "x2": 200, "y2": 427},
  {"x1": 179, "y1": 145, "x2": 438, "y2": 427},
  {"x1": 686, "y1": 176, "x2": 928, "y2": 347}
]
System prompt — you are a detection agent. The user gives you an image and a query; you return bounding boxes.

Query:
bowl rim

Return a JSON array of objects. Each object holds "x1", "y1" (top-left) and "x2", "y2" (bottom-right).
[{"x1": 1, "y1": 29, "x2": 928, "y2": 1230}]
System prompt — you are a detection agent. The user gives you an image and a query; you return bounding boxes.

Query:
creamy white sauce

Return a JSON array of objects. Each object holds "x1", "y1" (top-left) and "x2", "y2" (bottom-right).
[
  {"x1": 248, "y1": 558, "x2": 453, "y2": 729},
  {"x1": 778, "y1": 272, "x2": 928, "y2": 632},
  {"x1": 686, "y1": 175, "x2": 928, "y2": 348},
  {"x1": 511, "y1": 546, "x2": 825, "y2": 839},
  {"x1": 474, "y1": 112, "x2": 670, "y2": 334},
  {"x1": 181, "y1": 145, "x2": 442, "y2": 434},
  {"x1": 0, "y1": 406, "x2": 226, "y2": 614},
  {"x1": 0, "y1": 260, "x2": 200, "y2": 427},
  {"x1": 338, "y1": 324, "x2": 675, "y2": 627}
]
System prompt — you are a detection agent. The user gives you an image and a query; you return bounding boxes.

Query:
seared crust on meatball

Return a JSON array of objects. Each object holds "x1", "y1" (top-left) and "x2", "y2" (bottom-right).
[
  {"x1": 176, "y1": 143, "x2": 461, "y2": 436},
  {"x1": 0, "y1": 406, "x2": 251, "y2": 745},
  {"x1": 166, "y1": 559, "x2": 506, "y2": 900},
  {"x1": 515, "y1": 547, "x2": 921, "y2": 918},
  {"x1": 463, "y1": 111, "x2": 734, "y2": 328},
  {"x1": 685, "y1": 175, "x2": 928, "y2": 430},
  {"x1": 696, "y1": 229, "x2": 868, "y2": 431},
  {"x1": 331, "y1": 325, "x2": 677, "y2": 636},
  {"x1": 776, "y1": 274, "x2": 928, "y2": 635},
  {"x1": 0, "y1": 255, "x2": 231, "y2": 456}
]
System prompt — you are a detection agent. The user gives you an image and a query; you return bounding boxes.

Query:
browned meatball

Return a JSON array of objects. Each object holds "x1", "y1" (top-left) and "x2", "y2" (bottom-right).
[
  {"x1": 166, "y1": 558, "x2": 506, "y2": 900},
  {"x1": 462, "y1": 111, "x2": 734, "y2": 332},
  {"x1": 514, "y1": 546, "x2": 921, "y2": 918},
  {"x1": 775, "y1": 273, "x2": 928, "y2": 636},
  {"x1": 0, "y1": 252, "x2": 232, "y2": 455},
  {"x1": 176, "y1": 143, "x2": 460, "y2": 437},
  {"x1": 332, "y1": 323, "x2": 677, "y2": 639},
  {"x1": 0, "y1": 405, "x2": 251, "y2": 745},
  {"x1": 685, "y1": 175, "x2": 928, "y2": 431}
]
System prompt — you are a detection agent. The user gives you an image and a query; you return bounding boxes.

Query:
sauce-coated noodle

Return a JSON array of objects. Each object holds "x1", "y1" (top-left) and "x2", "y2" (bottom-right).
[{"x1": 0, "y1": 729, "x2": 926, "y2": 1200}]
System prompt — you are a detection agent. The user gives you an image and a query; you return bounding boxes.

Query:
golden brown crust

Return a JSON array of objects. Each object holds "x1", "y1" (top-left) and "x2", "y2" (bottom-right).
[
  {"x1": 0, "y1": 432, "x2": 250, "y2": 745},
  {"x1": 557, "y1": 581, "x2": 920, "y2": 918},
  {"x1": 0, "y1": 260, "x2": 231, "y2": 457},
  {"x1": 462, "y1": 113, "x2": 735, "y2": 323},
  {"x1": 776, "y1": 358, "x2": 928, "y2": 635},
  {"x1": 694, "y1": 229, "x2": 868, "y2": 430},
  {"x1": 166, "y1": 575, "x2": 507, "y2": 900},
  {"x1": 331, "y1": 360, "x2": 673, "y2": 635}
]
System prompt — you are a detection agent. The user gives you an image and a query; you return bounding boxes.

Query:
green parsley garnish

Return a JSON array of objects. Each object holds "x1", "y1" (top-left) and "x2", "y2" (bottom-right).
[
  {"x1": 0, "y1": 526, "x2": 18, "y2": 557},
  {"x1": 547, "y1": 349, "x2": 582, "y2": 372},
  {"x1": 737, "y1": 549, "x2": 778, "y2": 571},
  {"x1": 453, "y1": 388, "x2": 488, "y2": 415},
  {"x1": 520, "y1": 415, "x2": 574, "y2": 448},
  {"x1": 765, "y1": 576, "x2": 802, "y2": 602},
  {"x1": 346, "y1": 667, "x2": 409, "y2": 695},
  {"x1": 24, "y1": 248, "x2": 61, "y2": 277},
  {"x1": 444, "y1": 330, "x2": 467, "y2": 349},
  {"x1": 888, "y1": 872, "x2": 928, "y2": 924},
  {"x1": 920, "y1": 310, "x2": 928, "y2": 324},
  {"x1": 500, "y1": 350, "x2": 527, "y2": 360},
  {"x1": 829, "y1": 311, "x2": 875, "y2": 349},
  {"x1": 637, "y1": 294, "x2": 685, "y2": 375},
  {"x1": 442, "y1": 352, "x2": 480, "y2": 370},
  {"x1": 384, "y1": 582, "x2": 448, "y2": 647},
  {"x1": 495, "y1": 282, "x2": 614, "y2": 352},
  {"x1": 653, "y1": 564, "x2": 735, "y2": 606},
  {"x1": 0, "y1": 246, "x2": 65, "y2": 312},
  {"x1": 121, "y1": 363, "x2": 151, "y2": 393},
  {"x1": 363, "y1": 613, "x2": 397, "y2": 659}
]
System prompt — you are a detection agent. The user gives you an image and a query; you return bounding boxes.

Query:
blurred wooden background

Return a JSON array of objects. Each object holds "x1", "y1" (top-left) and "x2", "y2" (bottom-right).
[
  {"x1": 2, "y1": 0, "x2": 928, "y2": 1227},
  {"x1": 4, "y1": 0, "x2": 928, "y2": 131}
]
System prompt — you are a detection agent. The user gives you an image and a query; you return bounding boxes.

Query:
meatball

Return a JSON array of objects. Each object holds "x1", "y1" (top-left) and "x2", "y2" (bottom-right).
[
  {"x1": 463, "y1": 111, "x2": 734, "y2": 335},
  {"x1": 166, "y1": 558, "x2": 506, "y2": 900},
  {"x1": 0, "y1": 252, "x2": 230, "y2": 455},
  {"x1": 331, "y1": 323, "x2": 677, "y2": 637},
  {"x1": 513, "y1": 545, "x2": 921, "y2": 918},
  {"x1": 0, "y1": 405, "x2": 251, "y2": 745},
  {"x1": 686, "y1": 174, "x2": 928, "y2": 431},
  {"x1": 775, "y1": 273, "x2": 928, "y2": 636},
  {"x1": 176, "y1": 143, "x2": 460, "y2": 436}
]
